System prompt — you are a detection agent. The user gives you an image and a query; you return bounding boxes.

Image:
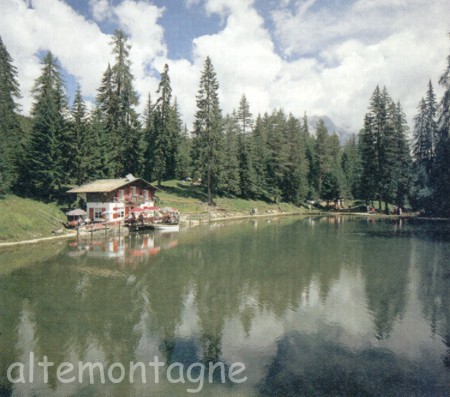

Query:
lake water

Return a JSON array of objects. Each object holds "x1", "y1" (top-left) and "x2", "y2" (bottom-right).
[{"x1": 0, "y1": 216, "x2": 449, "y2": 396}]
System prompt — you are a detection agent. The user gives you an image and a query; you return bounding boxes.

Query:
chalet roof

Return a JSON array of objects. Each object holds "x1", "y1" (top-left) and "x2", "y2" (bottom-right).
[{"x1": 67, "y1": 176, "x2": 159, "y2": 194}]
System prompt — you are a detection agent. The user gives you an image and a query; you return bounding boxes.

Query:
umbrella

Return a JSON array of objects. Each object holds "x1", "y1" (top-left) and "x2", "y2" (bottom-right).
[
  {"x1": 144, "y1": 206, "x2": 160, "y2": 211},
  {"x1": 66, "y1": 209, "x2": 87, "y2": 216}
]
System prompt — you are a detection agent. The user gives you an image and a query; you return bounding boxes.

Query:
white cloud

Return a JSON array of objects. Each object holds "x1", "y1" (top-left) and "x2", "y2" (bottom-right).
[
  {"x1": 0, "y1": 0, "x2": 448, "y2": 136},
  {"x1": 269, "y1": 0, "x2": 450, "y2": 131},
  {"x1": 0, "y1": 0, "x2": 112, "y2": 113}
]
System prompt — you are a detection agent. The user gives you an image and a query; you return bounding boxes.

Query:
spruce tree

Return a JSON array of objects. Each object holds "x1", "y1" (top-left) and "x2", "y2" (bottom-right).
[
  {"x1": 431, "y1": 39, "x2": 450, "y2": 215},
  {"x1": 314, "y1": 119, "x2": 329, "y2": 197},
  {"x1": 251, "y1": 114, "x2": 269, "y2": 199},
  {"x1": 89, "y1": 105, "x2": 114, "y2": 179},
  {"x1": 222, "y1": 114, "x2": 241, "y2": 196},
  {"x1": 0, "y1": 37, "x2": 21, "y2": 193},
  {"x1": 96, "y1": 30, "x2": 142, "y2": 177},
  {"x1": 265, "y1": 110, "x2": 289, "y2": 203},
  {"x1": 359, "y1": 86, "x2": 411, "y2": 211},
  {"x1": 70, "y1": 85, "x2": 90, "y2": 184},
  {"x1": 283, "y1": 114, "x2": 309, "y2": 205},
  {"x1": 175, "y1": 124, "x2": 192, "y2": 180},
  {"x1": 236, "y1": 94, "x2": 253, "y2": 135},
  {"x1": 341, "y1": 135, "x2": 362, "y2": 199},
  {"x1": 25, "y1": 52, "x2": 68, "y2": 200},
  {"x1": 192, "y1": 57, "x2": 224, "y2": 205},
  {"x1": 237, "y1": 128, "x2": 258, "y2": 199}
]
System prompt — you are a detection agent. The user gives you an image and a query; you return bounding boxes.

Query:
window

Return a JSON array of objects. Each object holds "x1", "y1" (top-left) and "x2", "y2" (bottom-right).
[
  {"x1": 131, "y1": 186, "x2": 137, "y2": 196},
  {"x1": 120, "y1": 210, "x2": 125, "y2": 218},
  {"x1": 118, "y1": 189, "x2": 124, "y2": 200},
  {"x1": 94, "y1": 209, "x2": 103, "y2": 219},
  {"x1": 143, "y1": 190, "x2": 149, "y2": 200}
]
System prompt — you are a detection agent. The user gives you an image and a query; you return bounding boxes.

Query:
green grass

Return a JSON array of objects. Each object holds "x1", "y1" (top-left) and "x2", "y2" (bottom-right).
[
  {"x1": 0, "y1": 195, "x2": 66, "y2": 242},
  {"x1": 154, "y1": 180, "x2": 305, "y2": 215}
]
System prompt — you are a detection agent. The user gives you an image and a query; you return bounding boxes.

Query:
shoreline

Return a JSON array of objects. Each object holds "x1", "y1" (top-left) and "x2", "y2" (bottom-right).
[{"x1": 1, "y1": 211, "x2": 448, "y2": 248}]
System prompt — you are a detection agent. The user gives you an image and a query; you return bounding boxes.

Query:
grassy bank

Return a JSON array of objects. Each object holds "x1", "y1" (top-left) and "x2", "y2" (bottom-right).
[
  {"x1": 0, "y1": 195, "x2": 66, "y2": 242},
  {"x1": 155, "y1": 180, "x2": 305, "y2": 216}
]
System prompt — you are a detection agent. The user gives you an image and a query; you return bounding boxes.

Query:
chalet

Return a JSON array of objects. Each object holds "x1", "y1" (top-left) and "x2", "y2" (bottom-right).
[{"x1": 67, "y1": 174, "x2": 159, "y2": 222}]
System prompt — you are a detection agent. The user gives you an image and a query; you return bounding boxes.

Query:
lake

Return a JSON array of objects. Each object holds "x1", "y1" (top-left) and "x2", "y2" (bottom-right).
[{"x1": 0, "y1": 216, "x2": 449, "y2": 396}]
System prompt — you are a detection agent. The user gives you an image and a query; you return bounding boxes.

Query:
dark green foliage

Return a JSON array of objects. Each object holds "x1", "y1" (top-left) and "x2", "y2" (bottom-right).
[
  {"x1": 358, "y1": 86, "x2": 411, "y2": 210},
  {"x1": 251, "y1": 114, "x2": 270, "y2": 199},
  {"x1": 23, "y1": 52, "x2": 67, "y2": 200},
  {"x1": 413, "y1": 81, "x2": 437, "y2": 173},
  {"x1": 341, "y1": 135, "x2": 362, "y2": 199},
  {"x1": 430, "y1": 40, "x2": 450, "y2": 215},
  {"x1": 175, "y1": 124, "x2": 192, "y2": 180},
  {"x1": 88, "y1": 106, "x2": 114, "y2": 179},
  {"x1": 0, "y1": 37, "x2": 21, "y2": 193},
  {"x1": 145, "y1": 65, "x2": 183, "y2": 184},
  {"x1": 282, "y1": 114, "x2": 309, "y2": 205},
  {"x1": 96, "y1": 30, "x2": 143, "y2": 177},
  {"x1": 192, "y1": 57, "x2": 225, "y2": 205},
  {"x1": 222, "y1": 114, "x2": 241, "y2": 196}
]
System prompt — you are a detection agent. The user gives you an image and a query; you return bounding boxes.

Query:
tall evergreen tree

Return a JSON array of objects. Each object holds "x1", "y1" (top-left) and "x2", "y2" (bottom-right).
[
  {"x1": 413, "y1": 81, "x2": 438, "y2": 173},
  {"x1": 69, "y1": 85, "x2": 90, "y2": 184},
  {"x1": 237, "y1": 128, "x2": 257, "y2": 199},
  {"x1": 236, "y1": 94, "x2": 253, "y2": 135},
  {"x1": 359, "y1": 86, "x2": 411, "y2": 211},
  {"x1": 25, "y1": 52, "x2": 67, "y2": 200},
  {"x1": 192, "y1": 57, "x2": 224, "y2": 205},
  {"x1": 251, "y1": 114, "x2": 269, "y2": 199},
  {"x1": 431, "y1": 39, "x2": 450, "y2": 215},
  {"x1": 283, "y1": 114, "x2": 309, "y2": 205},
  {"x1": 88, "y1": 105, "x2": 114, "y2": 179},
  {"x1": 314, "y1": 119, "x2": 329, "y2": 197},
  {"x1": 143, "y1": 94, "x2": 155, "y2": 181},
  {"x1": 0, "y1": 37, "x2": 21, "y2": 193},
  {"x1": 222, "y1": 114, "x2": 241, "y2": 196},
  {"x1": 175, "y1": 123, "x2": 192, "y2": 180},
  {"x1": 96, "y1": 30, "x2": 142, "y2": 176},
  {"x1": 341, "y1": 134, "x2": 362, "y2": 199},
  {"x1": 265, "y1": 110, "x2": 289, "y2": 203}
]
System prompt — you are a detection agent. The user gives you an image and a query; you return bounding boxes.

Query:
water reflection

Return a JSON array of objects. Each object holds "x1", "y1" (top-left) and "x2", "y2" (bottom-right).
[{"x1": 0, "y1": 217, "x2": 448, "y2": 395}]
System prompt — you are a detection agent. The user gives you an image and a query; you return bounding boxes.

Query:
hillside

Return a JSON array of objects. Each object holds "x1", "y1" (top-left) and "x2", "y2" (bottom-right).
[
  {"x1": 155, "y1": 180, "x2": 304, "y2": 216},
  {"x1": 0, "y1": 195, "x2": 66, "y2": 242}
]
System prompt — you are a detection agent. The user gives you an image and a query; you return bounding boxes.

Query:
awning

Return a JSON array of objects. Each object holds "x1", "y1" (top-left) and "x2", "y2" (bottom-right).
[{"x1": 66, "y1": 209, "x2": 87, "y2": 216}]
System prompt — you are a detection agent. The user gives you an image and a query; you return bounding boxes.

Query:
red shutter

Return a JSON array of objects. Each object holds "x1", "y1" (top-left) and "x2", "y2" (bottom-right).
[{"x1": 89, "y1": 208, "x2": 94, "y2": 220}]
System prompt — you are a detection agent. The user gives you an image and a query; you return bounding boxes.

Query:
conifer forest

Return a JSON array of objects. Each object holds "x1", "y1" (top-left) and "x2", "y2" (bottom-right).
[{"x1": 1, "y1": 30, "x2": 449, "y2": 215}]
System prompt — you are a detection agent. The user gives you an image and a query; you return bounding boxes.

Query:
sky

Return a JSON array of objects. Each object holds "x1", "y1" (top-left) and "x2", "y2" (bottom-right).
[{"x1": 0, "y1": 0, "x2": 449, "y2": 134}]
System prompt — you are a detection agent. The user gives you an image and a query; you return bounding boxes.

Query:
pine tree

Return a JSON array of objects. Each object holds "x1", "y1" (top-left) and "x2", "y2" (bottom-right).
[
  {"x1": 314, "y1": 119, "x2": 329, "y2": 197},
  {"x1": 359, "y1": 86, "x2": 411, "y2": 211},
  {"x1": 251, "y1": 114, "x2": 269, "y2": 199},
  {"x1": 0, "y1": 37, "x2": 21, "y2": 193},
  {"x1": 96, "y1": 30, "x2": 142, "y2": 177},
  {"x1": 413, "y1": 81, "x2": 438, "y2": 174},
  {"x1": 431, "y1": 38, "x2": 450, "y2": 215},
  {"x1": 236, "y1": 94, "x2": 253, "y2": 135},
  {"x1": 25, "y1": 52, "x2": 67, "y2": 200},
  {"x1": 390, "y1": 101, "x2": 412, "y2": 207},
  {"x1": 341, "y1": 135, "x2": 362, "y2": 199},
  {"x1": 265, "y1": 110, "x2": 289, "y2": 203},
  {"x1": 89, "y1": 105, "x2": 114, "y2": 179},
  {"x1": 413, "y1": 98, "x2": 431, "y2": 167},
  {"x1": 237, "y1": 128, "x2": 257, "y2": 199},
  {"x1": 282, "y1": 114, "x2": 308, "y2": 205},
  {"x1": 222, "y1": 114, "x2": 241, "y2": 196},
  {"x1": 192, "y1": 57, "x2": 224, "y2": 205},
  {"x1": 175, "y1": 124, "x2": 192, "y2": 180},
  {"x1": 69, "y1": 85, "x2": 90, "y2": 184}
]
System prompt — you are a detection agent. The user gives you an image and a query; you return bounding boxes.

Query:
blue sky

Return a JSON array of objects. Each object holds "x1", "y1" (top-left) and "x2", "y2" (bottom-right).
[{"x1": 0, "y1": 0, "x2": 449, "y2": 132}]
